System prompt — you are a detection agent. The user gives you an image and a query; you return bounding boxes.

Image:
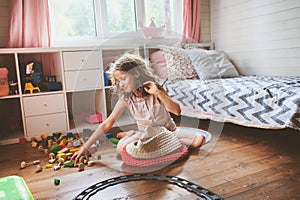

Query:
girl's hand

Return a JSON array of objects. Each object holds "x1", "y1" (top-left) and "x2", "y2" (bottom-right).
[
  {"x1": 143, "y1": 81, "x2": 160, "y2": 95},
  {"x1": 71, "y1": 145, "x2": 89, "y2": 165}
]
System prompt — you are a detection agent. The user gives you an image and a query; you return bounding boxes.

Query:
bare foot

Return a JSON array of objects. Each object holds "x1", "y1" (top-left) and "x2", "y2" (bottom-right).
[
  {"x1": 116, "y1": 132, "x2": 127, "y2": 139},
  {"x1": 116, "y1": 130, "x2": 135, "y2": 139}
]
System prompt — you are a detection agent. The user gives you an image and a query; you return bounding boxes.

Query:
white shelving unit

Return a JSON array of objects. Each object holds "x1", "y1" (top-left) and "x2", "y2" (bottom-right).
[{"x1": 0, "y1": 40, "x2": 179, "y2": 145}]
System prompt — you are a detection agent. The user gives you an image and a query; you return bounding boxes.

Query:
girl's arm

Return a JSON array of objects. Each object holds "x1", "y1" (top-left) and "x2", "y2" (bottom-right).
[
  {"x1": 72, "y1": 99, "x2": 127, "y2": 163},
  {"x1": 143, "y1": 81, "x2": 181, "y2": 116},
  {"x1": 84, "y1": 99, "x2": 127, "y2": 147}
]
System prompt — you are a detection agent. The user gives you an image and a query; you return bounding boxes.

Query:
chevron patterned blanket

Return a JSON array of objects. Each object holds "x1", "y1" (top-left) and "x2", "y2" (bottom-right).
[{"x1": 165, "y1": 76, "x2": 300, "y2": 130}]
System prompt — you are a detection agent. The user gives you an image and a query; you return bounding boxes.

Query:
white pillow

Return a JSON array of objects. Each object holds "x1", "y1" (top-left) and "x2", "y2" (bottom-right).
[
  {"x1": 207, "y1": 50, "x2": 239, "y2": 78},
  {"x1": 185, "y1": 48, "x2": 239, "y2": 80}
]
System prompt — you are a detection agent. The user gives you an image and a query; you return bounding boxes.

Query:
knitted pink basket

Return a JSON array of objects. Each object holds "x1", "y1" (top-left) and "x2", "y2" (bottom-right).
[
  {"x1": 121, "y1": 126, "x2": 189, "y2": 167},
  {"x1": 121, "y1": 144, "x2": 188, "y2": 167}
]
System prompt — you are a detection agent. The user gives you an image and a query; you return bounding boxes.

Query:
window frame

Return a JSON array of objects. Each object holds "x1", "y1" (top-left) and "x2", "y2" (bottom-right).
[{"x1": 49, "y1": 0, "x2": 183, "y2": 47}]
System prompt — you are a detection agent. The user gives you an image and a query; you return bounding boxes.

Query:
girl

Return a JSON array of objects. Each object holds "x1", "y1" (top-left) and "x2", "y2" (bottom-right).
[{"x1": 72, "y1": 54, "x2": 210, "y2": 164}]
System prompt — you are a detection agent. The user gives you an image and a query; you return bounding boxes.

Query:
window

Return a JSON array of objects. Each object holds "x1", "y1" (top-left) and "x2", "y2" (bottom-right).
[
  {"x1": 49, "y1": 0, "x2": 183, "y2": 46},
  {"x1": 50, "y1": 0, "x2": 96, "y2": 37}
]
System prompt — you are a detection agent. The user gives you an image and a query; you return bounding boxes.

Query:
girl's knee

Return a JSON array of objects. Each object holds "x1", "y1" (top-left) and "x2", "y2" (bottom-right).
[{"x1": 116, "y1": 130, "x2": 135, "y2": 139}]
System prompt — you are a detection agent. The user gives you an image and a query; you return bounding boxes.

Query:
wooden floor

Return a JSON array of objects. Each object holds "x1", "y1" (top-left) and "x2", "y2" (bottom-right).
[{"x1": 0, "y1": 118, "x2": 299, "y2": 200}]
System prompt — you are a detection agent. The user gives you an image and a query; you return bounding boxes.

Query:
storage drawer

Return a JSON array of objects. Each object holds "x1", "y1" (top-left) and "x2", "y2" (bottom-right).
[
  {"x1": 63, "y1": 51, "x2": 102, "y2": 71},
  {"x1": 23, "y1": 94, "x2": 65, "y2": 117},
  {"x1": 65, "y1": 69, "x2": 103, "y2": 91},
  {"x1": 25, "y1": 112, "x2": 67, "y2": 137}
]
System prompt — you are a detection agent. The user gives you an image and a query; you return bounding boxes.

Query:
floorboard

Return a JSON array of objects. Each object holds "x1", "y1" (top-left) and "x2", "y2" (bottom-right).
[{"x1": 0, "y1": 118, "x2": 299, "y2": 199}]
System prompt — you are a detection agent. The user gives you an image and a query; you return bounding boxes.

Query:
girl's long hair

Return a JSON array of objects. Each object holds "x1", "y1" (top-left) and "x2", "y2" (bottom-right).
[{"x1": 108, "y1": 53, "x2": 161, "y2": 100}]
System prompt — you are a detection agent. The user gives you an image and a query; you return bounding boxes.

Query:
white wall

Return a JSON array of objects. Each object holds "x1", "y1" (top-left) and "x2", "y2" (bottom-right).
[
  {"x1": 0, "y1": 0, "x2": 8, "y2": 48},
  {"x1": 210, "y1": 0, "x2": 300, "y2": 76},
  {"x1": 200, "y1": 0, "x2": 211, "y2": 42}
]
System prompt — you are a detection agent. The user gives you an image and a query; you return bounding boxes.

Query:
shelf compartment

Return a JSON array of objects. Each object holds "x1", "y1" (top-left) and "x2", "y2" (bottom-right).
[
  {"x1": 17, "y1": 52, "x2": 63, "y2": 94},
  {"x1": 0, "y1": 54, "x2": 18, "y2": 96},
  {"x1": 0, "y1": 99, "x2": 23, "y2": 141},
  {"x1": 67, "y1": 89, "x2": 106, "y2": 130}
]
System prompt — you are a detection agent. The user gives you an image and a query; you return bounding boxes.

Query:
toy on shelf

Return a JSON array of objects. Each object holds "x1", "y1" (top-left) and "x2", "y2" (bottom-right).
[
  {"x1": 44, "y1": 75, "x2": 62, "y2": 91},
  {"x1": 86, "y1": 113, "x2": 103, "y2": 124},
  {"x1": 24, "y1": 82, "x2": 41, "y2": 94},
  {"x1": 0, "y1": 67, "x2": 9, "y2": 97},
  {"x1": 103, "y1": 71, "x2": 110, "y2": 86},
  {"x1": 9, "y1": 80, "x2": 18, "y2": 95},
  {"x1": 20, "y1": 62, "x2": 42, "y2": 94}
]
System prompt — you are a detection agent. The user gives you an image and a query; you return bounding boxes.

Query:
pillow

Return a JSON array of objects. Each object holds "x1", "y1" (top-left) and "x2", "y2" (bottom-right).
[
  {"x1": 185, "y1": 48, "x2": 239, "y2": 80},
  {"x1": 149, "y1": 50, "x2": 168, "y2": 83},
  {"x1": 207, "y1": 50, "x2": 239, "y2": 78},
  {"x1": 180, "y1": 43, "x2": 209, "y2": 50},
  {"x1": 159, "y1": 46, "x2": 198, "y2": 83}
]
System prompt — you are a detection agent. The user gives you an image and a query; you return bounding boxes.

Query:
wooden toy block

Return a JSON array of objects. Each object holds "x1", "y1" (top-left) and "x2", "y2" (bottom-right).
[
  {"x1": 78, "y1": 163, "x2": 85, "y2": 171},
  {"x1": 49, "y1": 152, "x2": 55, "y2": 159},
  {"x1": 50, "y1": 144, "x2": 62, "y2": 154},
  {"x1": 69, "y1": 147, "x2": 80, "y2": 154},
  {"x1": 45, "y1": 164, "x2": 53, "y2": 168},
  {"x1": 109, "y1": 138, "x2": 119, "y2": 144},
  {"x1": 87, "y1": 160, "x2": 94, "y2": 167},
  {"x1": 53, "y1": 165, "x2": 61, "y2": 171},
  {"x1": 56, "y1": 153, "x2": 67, "y2": 161},
  {"x1": 66, "y1": 152, "x2": 73, "y2": 160},
  {"x1": 57, "y1": 147, "x2": 69, "y2": 154},
  {"x1": 49, "y1": 158, "x2": 56, "y2": 164},
  {"x1": 35, "y1": 165, "x2": 43, "y2": 173},
  {"x1": 63, "y1": 160, "x2": 74, "y2": 167},
  {"x1": 38, "y1": 145, "x2": 49, "y2": 154},
  {"x1": 20, "y1": 160, "x2": 40, "y2": 169},
  {"x1": 54, "y1": 178, "x2": 60, "y2": 186},
  {"x1": 58, "y1": 158, "x2": 65, "y2": 166}
]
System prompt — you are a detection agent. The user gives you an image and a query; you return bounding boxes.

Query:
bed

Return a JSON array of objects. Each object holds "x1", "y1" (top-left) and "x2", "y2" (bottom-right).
[{"x1": 149, "y1": 43, "x2": 300, "y2": 131}]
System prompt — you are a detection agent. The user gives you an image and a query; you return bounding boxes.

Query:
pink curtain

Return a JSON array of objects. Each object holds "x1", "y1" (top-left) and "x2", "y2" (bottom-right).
[
  {"x1": 182, "y1": 0, "x2": 201, "y2": 43},
  {"x1": 7, "y1": 0, "x2": 54, "y2": 76},
  {"x1": 7, "y1": 0, "x2": 51, "y2": 48}
]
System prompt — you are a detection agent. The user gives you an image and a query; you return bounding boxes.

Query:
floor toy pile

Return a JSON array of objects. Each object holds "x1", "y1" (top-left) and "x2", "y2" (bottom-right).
[{"x1": 21, "y1": 129, "x2": 119, "y2": 175}]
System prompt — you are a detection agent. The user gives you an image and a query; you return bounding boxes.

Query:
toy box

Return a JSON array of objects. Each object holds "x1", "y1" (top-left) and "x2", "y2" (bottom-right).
[{"x1": 0, "y1": 175, "x2": 34, "y2": 200}]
